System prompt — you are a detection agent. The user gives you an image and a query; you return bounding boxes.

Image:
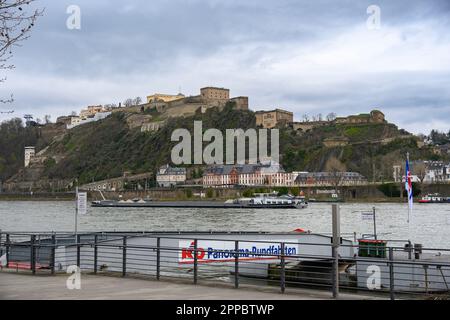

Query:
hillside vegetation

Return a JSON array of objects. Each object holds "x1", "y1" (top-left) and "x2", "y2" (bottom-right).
[
  {"x1": 44, "y1": 105, "x2": 256, "y2": 184},
  {"x1": 1, "y1": 105, "x2": 445, "y2": 186},
  {"x1": 0, "y1": 119, "x2": 64, "y2": 182}
]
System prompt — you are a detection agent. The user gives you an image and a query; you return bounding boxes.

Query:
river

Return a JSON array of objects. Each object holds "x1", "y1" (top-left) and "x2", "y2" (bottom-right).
[{"x1": 1, "y1": 201, "x2": 450, "y2": 248}]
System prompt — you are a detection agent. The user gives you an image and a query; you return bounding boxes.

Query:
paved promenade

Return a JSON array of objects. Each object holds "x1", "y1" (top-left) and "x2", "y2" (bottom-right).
[{"x1": 0, "y1": 272, "x2": 379, "y2": 300}]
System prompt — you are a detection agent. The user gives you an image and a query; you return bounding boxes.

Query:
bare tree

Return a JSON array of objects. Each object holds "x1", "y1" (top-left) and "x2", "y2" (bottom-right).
[
  {"x1": 44, "y1": 114, "x2": 51, "y2": 124},
  {"x1": 1, "y1": 1, "x2": 43, "y2": 104},
  {"x1": 104, "y1": 103, "x2": 118, "y2": 110},
  {"x1": 326, "y1": 112, "x2": 337, "y2": 122},
  {"x1": 414, "y1": 162, "x2": 427, "y2": 183},
  {"x1": 123, "y1": 98, "x2": 133, "y2": 107},
  {"x1": 325, "y1": 157, "x2": 347, "y2": 198},
  {"x1": 302, "y1": 114, "x2": 309, "y2": 122},
  {"x1": 133, "y1": 97, "x2": 142, "y2": 105},
  {"x1": 317, "y1": 113, "x2": 322, "y2": 121}
]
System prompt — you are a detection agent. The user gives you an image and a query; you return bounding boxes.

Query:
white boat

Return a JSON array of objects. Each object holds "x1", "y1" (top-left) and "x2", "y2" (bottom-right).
[
  {"x1": 227, "y1": 193, "x2": 308, "y2": 209},
  {"x1": 419, "y1": 193, "x2": 450, "y2": 204}
]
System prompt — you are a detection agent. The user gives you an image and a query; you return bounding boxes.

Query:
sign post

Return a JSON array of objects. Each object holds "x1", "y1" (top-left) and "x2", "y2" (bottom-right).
[
  {"x1": 75, "y1": 187, "x2": 87, "y2": 236},
  {"x1": 373, "y1": 207, "x2": 377, "y2": 240},
  {"x1": 361, "y1": 207, "x2": 377, "y2": 240},
  {"x1": 332, "y1": 204, "x2": 340, "y2": 299}
]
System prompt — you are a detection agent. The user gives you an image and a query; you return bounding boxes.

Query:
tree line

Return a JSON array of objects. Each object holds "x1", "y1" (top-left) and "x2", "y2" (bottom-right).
[{"x1": 301, "y1": 112, "x2": 337, "y2": 122}]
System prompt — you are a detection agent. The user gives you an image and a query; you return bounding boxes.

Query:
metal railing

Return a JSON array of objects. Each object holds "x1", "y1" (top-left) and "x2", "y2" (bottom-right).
[{"x1": 1, "y1": 231, "x2": 450, "y2": 300}]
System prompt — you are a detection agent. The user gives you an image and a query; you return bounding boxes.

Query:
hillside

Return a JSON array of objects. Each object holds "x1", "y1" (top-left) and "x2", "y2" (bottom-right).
[
  {"x1": 279, "y1": 122, "x2": 438, "y2": 181},
  {"x1": 1, "y1": 105, "x2": 444, "y2": 189},
  {"x1": 0, "y1": 119, "x2": 65, "y2": 182},
  {"x1": 42, "y1": 104, "x2": 256, "y2": 184}
]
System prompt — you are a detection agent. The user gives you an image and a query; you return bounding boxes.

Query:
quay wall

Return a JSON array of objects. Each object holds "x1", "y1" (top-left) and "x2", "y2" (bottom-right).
[{"x1": 2, "y1": 184, "x2": 450, "y2": 202}]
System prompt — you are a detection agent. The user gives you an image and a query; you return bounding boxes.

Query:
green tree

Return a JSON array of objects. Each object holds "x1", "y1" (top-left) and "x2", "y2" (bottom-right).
[{"x1": 206, "y1": 188, "x2": 214, "y2": 199}]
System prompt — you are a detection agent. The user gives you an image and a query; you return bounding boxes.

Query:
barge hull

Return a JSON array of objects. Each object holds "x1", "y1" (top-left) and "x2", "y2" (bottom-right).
[{"x1": 91, "y1": 201, "x2": 305, "y2": 209}]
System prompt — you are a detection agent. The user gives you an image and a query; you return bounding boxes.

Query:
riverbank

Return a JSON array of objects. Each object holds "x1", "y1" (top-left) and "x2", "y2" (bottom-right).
[
  {"x1": 0, "y1": 193, "x2": 431, "y2": 204},
  {"x1": 0, "y1": 192, "x2": 75, "y2": 201},
  {"x1": 1, "y1": 183, "x2": 450, "y2": 203},
  {"x1": 0, "y1": 193, "x2": 408, "y2": 203}
]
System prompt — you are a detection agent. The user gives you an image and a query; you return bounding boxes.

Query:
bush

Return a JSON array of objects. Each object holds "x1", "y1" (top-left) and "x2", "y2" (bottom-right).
[
  {"x1": 44, "y1": 158, "x2": 56, "y2": 171},
  {"x1": 408, "y1": 183, "x2": 421, "y2": 197},
  {"x1": 276, "y1": 187, "x2": 289, "y2": 196},
  {"x1": 344, "y1": 127, "x2": 362, "y2": 137},
  {"x1": 377, "y1": 182, "x2": 421, "y2": 198},
  {"x1": 290, "y1": 187, "x2": 300, "y2": 196},
  {"x1": 377, "y1": 183, "x2": 401, "y2": 197},
  {"x1": 206, "y1": 188, "x2": 214, "y2": 198},
  {"x1": 242, "y1": 189, "x2": 254, "y2": 197}
]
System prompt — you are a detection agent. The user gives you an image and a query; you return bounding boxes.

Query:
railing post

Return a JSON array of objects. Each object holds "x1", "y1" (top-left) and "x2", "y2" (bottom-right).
[
  {"x1": 76, "y1": 235, "x2": 81, "y2": 268},
  {"x1": 389, "y1": 247, "x2": 395, "y2": 300},
  {"x1": 30, "y1": 235, "x2": 36, "y2": 275},
  {"x1": 437, "y1": 266, "x2": 449, "y2": 291},
  {"x1": 331, "y1": 246, "x2": 339, "y2": 298},
  {"x1": 94, "y1": 235, "x2": 98, "y2": 274},
  {"x1": 50, "y1": 235, "x2": 56, "y2": 275},
  {"x1": 332, "y1": 204, "x2": 340, "y2": 299},
  {"x1": 122, "y1": 236, "x2": 127, "y2": 277},
  {"x1": 5, "y1": 234, "x2": 10, "y2": 268},
  {"x1": 423, "y1": 265, "x2": 429, "y2": 294},
  {"x1": 193, "y1": 239, "x2": 198, "y2": 285},
  {"x1": 234, "y1": 241, "x2": 239, "y2": 289},
  {"x1": 156, "y1": 237, "x2": 161, "y2": 280},
  {"x1": 280, "y1": 242, "x2": 286, "y2": 294},
  {"x1": 407, "y1": 241, "x2": 412, "y2": 260},
  {"x1": 0, "y1": 230, "x2": 2, "y2": 257}
]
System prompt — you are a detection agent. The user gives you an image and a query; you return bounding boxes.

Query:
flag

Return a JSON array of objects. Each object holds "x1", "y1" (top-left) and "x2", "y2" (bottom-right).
[{"x1": 405, "y1": 157, "x2": 413, "y2": 220}]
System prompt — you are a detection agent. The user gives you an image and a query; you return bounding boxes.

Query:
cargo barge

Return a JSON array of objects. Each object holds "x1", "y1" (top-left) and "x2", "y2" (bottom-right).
[{"x1": 92, "y1": 194, "x2": 308, "y2": 209}]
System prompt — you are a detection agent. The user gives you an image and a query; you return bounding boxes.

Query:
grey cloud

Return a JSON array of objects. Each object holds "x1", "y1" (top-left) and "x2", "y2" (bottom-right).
[{"x1": 1, "y1": 0, "x2": 450, "y2": 134}]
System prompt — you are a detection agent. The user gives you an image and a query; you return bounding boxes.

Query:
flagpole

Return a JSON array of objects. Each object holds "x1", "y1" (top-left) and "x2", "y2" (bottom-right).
[
  {"x1": 406, "y1": 152, "x2": 413, "y2": 246},
  {"x1": 407, "y1": 152, "x2": 410, "y2": 224},
  {"x1": 75, "y1": 186, "x2": 78, "y2": 236}
]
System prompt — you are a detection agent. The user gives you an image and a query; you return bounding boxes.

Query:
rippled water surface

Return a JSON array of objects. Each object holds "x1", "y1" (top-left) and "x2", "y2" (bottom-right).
[{"x1": 1, "y1": 201, "x2": 450, "y2": 248}]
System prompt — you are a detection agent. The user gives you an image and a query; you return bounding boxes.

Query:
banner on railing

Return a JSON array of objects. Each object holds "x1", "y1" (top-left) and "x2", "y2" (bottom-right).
[{"x1": 179, "y1": 240, "x2": 298, "y2": 264}]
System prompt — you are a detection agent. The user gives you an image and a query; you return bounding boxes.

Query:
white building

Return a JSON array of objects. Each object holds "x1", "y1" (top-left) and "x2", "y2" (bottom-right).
[
  {"x1": 156, "y1": 165, "x2": 187, "y2": 188},
  {"x1": 67, "y1": 112, "x2": 112, "y2": 129},
  {"x1": 24, "y1": 147, "x2": 35, "y2": 167},
  {"x1": 202, "y1": 162, "x2": 295, "y2": 187},
  {"x1": 408, "y1": 161, "x2": 450, "y2": 183},
  {"x1": 295, "y1": 172, "x2": 368, "y2": 186},
  {"x1": 79, "y1": 105, "x2": 106, "y2": 119},
  {"x1": 68, "y1": 116, "x2": 82, "y2": 128},
  {"x1": 393, "y1": 165, "x2": 402, "y2": 183},
  {"x1": 423, "y1": 161, "x2": 450, "y2": 183}
]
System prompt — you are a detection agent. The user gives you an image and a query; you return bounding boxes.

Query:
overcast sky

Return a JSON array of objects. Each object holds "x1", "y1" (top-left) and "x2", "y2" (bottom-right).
[{"x1": 1, "y1": 0, "x2": 449, "y2": 134}]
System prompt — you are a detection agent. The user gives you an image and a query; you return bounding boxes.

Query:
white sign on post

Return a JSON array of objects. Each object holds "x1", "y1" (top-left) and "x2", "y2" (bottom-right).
[
  {"x1": 361, "y1": 212, "x2": 374, "y2": 221},
  {"x1": 77, "y1": 192, "x2": 88, "y2": 215}
]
